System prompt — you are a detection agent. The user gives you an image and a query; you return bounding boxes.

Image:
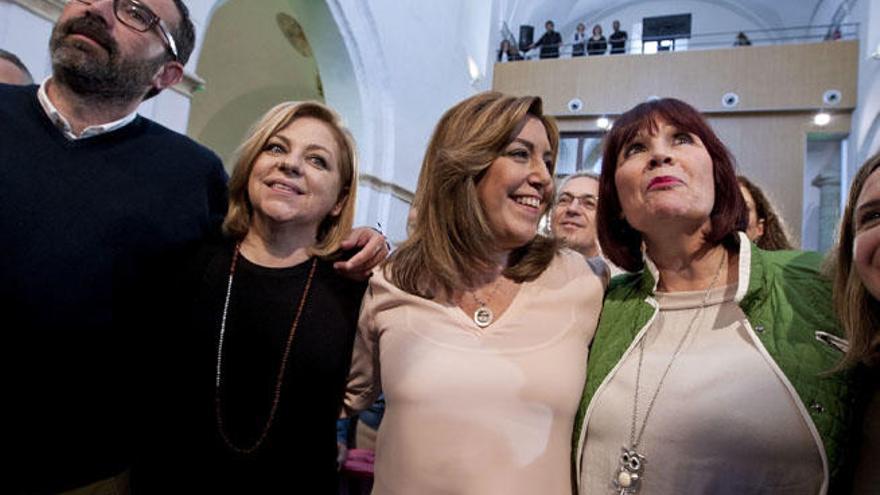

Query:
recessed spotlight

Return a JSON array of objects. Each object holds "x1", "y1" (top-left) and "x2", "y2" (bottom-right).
[
  {"x1": 813, "y1": 112, "x2": 831, "y2": 126},
  {"x1": 597, "y1": 117, "x2": 611, "y2": 130}
]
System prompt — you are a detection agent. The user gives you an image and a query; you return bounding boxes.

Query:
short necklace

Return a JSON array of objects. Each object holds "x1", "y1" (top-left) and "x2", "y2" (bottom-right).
[
  {"x1": 613, "y1": 250, "x2": 726, "y2": 494},
  {"x1": 469, "y1": 276, "x2": 504, "y2": 328},
  {"x1": 214, "y1": 243, "x2": 317, "y2": 455}
]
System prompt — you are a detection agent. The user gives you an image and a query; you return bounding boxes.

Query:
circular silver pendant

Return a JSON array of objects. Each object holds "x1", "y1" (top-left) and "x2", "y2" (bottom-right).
[{"x1": 473, "y1": 306, "x2": 493, "y2": 327}]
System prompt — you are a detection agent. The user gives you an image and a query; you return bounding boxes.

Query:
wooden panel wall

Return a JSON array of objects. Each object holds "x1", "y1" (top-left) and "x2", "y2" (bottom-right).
[{"x1": 493, "y1": 41, "x2": 858, "y2": 115}]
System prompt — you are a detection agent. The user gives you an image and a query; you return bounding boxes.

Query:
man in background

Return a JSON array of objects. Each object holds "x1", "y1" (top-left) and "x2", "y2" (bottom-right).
[
  {"x1": 550, "y1": 172, "x2": 623, "y2": 280},
  {"x1": 530, "y1": 20, "x2": 563, "y2": 59},
  {"x1": 551, "y1": 172, "x2": 601, "y2": 258},
  {"x1": 609, "y1": 20, "x2": 628, "y2": 54}
]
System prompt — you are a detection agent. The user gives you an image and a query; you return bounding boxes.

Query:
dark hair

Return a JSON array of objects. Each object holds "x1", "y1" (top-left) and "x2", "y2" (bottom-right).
[
  {"x1": 144, "y1": 0, "x2": 195, "y2": 99},
  {"x1": 0, "y1": 48, "x2": 33, "y2": 84},
  {"x1": 596, "y1": 98, "x2": 747, "y2": 272},
  {"x1": 737, "y1": 175, "x2": 794, "y2": 250},
  {"x1": 169, "y1": 0, "x2": 196, "y2": 66}
]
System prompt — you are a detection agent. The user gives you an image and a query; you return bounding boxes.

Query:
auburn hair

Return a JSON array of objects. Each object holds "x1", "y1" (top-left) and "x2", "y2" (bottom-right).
[{"x1": 596, "y1": 98, "x2": 747, "y2": 272}]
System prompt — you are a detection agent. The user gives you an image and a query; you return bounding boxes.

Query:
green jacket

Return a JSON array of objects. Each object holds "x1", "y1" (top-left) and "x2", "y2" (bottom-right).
[{"x1": 573, "y1": 233, "x2": 861, "y2": 494}]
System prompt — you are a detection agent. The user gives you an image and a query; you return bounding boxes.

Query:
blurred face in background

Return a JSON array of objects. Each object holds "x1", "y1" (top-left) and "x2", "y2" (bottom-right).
[
  {"x1": 740, "y1": 184, "x2": 765, "y2": 241},
  {"x1": 0, "y1": 58, "x2": 31, "y2": 85},
  {"x1": 552, "y1": 176, "x2": 600, "y2": 257}
]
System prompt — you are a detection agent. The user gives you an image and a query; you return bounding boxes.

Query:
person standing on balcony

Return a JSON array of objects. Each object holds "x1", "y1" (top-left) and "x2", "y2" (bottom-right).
[
  {"x1": 530, "y1": 20, "x2": 562, "y2": 59},
  {"x1": 587, "y1": 24, "x2": 607, "y2": 56},
  {"x1": 572, "y1": 23, "x2": 587, "y2": 57},
  {"x1": 609, "y1": 20, "x2": 628, "y2": 54}
]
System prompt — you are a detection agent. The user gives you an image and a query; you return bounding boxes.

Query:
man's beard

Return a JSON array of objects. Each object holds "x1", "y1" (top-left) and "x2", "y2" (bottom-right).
[{"x1": 49, "y1": 14, "x2": 164, "y2": 103}]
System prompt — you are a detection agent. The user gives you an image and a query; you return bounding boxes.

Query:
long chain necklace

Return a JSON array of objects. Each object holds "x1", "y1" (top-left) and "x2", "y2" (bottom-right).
[
  {"x1": 613, "y1": 250, "x2": 727, "y2": 494},
  {"x1": 215, "y1": 243, "x2": 317, "y2": 455},
  {"x1": 469, "y1": 276, "x2": 504, "y2": 328}
]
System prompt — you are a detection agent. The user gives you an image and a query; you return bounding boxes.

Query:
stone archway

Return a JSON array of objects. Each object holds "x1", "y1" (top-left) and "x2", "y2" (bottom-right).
[{"x1": 188, "y1": 0, "x2": 401, "y2": 228}]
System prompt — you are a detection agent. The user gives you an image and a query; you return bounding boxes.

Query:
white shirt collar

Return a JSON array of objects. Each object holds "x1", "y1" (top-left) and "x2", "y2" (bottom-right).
[{"x1": 37, "y1": 77, "x2": 138, "y2": 140}]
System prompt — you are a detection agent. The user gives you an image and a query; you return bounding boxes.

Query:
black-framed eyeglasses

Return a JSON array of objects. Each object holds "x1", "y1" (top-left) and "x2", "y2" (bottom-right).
[{"x1": 73, "y1": 0, "x2": 179, "y2": 61}]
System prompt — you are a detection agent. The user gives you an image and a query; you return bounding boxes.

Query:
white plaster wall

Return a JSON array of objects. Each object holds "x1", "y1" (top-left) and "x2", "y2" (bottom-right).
[
  {"x1": 0, "y1": 1, "x2": 55, "y2": 80},
  {"x1": 848, "y1": 0, "x2": 880, "y2": 175},
  {"x1": 325, "y1": 0, "x2": 494, "y2": 241}
]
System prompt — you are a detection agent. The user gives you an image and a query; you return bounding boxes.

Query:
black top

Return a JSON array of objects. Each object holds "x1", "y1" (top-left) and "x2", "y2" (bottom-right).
[
  {"x1": 609, "y1": 30, "x2": 628, "y2": 54},
  {"x1": 587, "y1": 36, "x2": 608, "y2": 55},
  {"x1": 154, "y1": 242, "x2": 366, "y2": 493},
  {"x1": 534, "y1": 30, "x2": 563, "y2": 58},
  {"x1": 0, "y1": 83, "x2": 228, "y2": 493}
]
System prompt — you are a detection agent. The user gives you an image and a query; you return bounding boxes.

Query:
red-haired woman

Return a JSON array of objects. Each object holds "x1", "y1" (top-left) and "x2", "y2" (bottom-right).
[{"x1": 572, "y1": 98, "x2": 860, "y2": 494}]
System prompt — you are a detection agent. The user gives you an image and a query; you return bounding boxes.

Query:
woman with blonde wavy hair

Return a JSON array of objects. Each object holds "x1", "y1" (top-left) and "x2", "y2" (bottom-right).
[
  {"x1": 159, "y1": 101, "x2": 384, "y2": 493},
  {"x1": 832, "y1": 151, "x2": 880, "y2": 492},
  {"x1": 345, "y1": 92, "x2": 605, "y2": 494}
]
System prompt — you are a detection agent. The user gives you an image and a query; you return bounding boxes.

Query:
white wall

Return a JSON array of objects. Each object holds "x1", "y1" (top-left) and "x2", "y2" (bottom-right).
[
  {"x1": 0, "y1": 1, "x2": 54, "y2": 81},
  {"x1": 848, "y1": 0, "x2": 880, "y2": 175},
  {"x1": 320, "y1": 0, "x2": 494, "y2": 242}
]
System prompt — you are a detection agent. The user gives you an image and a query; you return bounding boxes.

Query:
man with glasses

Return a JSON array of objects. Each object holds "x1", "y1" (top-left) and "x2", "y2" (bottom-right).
[
  {"x1": 551, "y1": 172, "x2": 602, "y2": 259},
  {"x1": 1, "y1": 1, "x2": 222, "y2": 493},
  {"x1": 550, "y1": 171, "x2": 623, "y2": 280}
]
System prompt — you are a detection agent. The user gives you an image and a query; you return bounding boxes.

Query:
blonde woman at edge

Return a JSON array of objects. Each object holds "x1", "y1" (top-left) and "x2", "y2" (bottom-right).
[
  {"x1": 831, "y1": 151, "x2": 880, "y2": 493},
  {"x1": 345, "y1": 92, "x2": 605, "y2": 494}
]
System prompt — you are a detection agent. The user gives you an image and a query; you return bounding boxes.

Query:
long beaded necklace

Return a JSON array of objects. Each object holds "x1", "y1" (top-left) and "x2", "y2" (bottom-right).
[
  {"x1": 214, "y1": 243, "x2": 317, "y2": 455},
  {"x1": 612, "y1": 250, "x2": 726, "y2": 494}
]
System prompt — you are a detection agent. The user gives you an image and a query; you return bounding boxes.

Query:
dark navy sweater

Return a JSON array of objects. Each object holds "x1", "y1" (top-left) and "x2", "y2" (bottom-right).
[{"x1": 0, "y1": 83, "x2": 228, "y2": 493}]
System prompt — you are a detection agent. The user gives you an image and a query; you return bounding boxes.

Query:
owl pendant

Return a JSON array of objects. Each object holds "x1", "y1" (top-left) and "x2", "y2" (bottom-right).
[{"x1": 613, "y1": 446, "x2": 645, "y2": 494}]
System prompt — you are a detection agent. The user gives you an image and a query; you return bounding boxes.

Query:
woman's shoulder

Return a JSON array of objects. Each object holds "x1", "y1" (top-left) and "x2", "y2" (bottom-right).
[{"x1": 542, "y1": 249, "x2": 608, "y2": 289}]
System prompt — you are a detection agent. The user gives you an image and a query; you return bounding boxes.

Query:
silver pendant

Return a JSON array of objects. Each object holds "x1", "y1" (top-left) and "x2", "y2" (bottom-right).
[
  {"x1": 473, "y1": 306, "x2": 493, "y2": 327},
  {"x1": 613, "y1": 446, "x2": 645, "y2": 494}
]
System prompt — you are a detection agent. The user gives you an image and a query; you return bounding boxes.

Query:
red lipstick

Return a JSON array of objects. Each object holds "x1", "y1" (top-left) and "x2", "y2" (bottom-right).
[{"x1": 647, "y1": 176, "x2": 683, "y2": 190}]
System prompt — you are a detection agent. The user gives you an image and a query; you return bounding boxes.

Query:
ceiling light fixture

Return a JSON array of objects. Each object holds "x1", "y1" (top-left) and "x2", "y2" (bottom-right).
[{"x1": 813, "y1": 112, "x2": 831, "y2": 126}]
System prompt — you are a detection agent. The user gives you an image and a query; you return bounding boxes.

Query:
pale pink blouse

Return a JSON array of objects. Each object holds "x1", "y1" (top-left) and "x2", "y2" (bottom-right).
[{"x1": 346, "y1": 250, "x2": 604, "y2": 495}]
